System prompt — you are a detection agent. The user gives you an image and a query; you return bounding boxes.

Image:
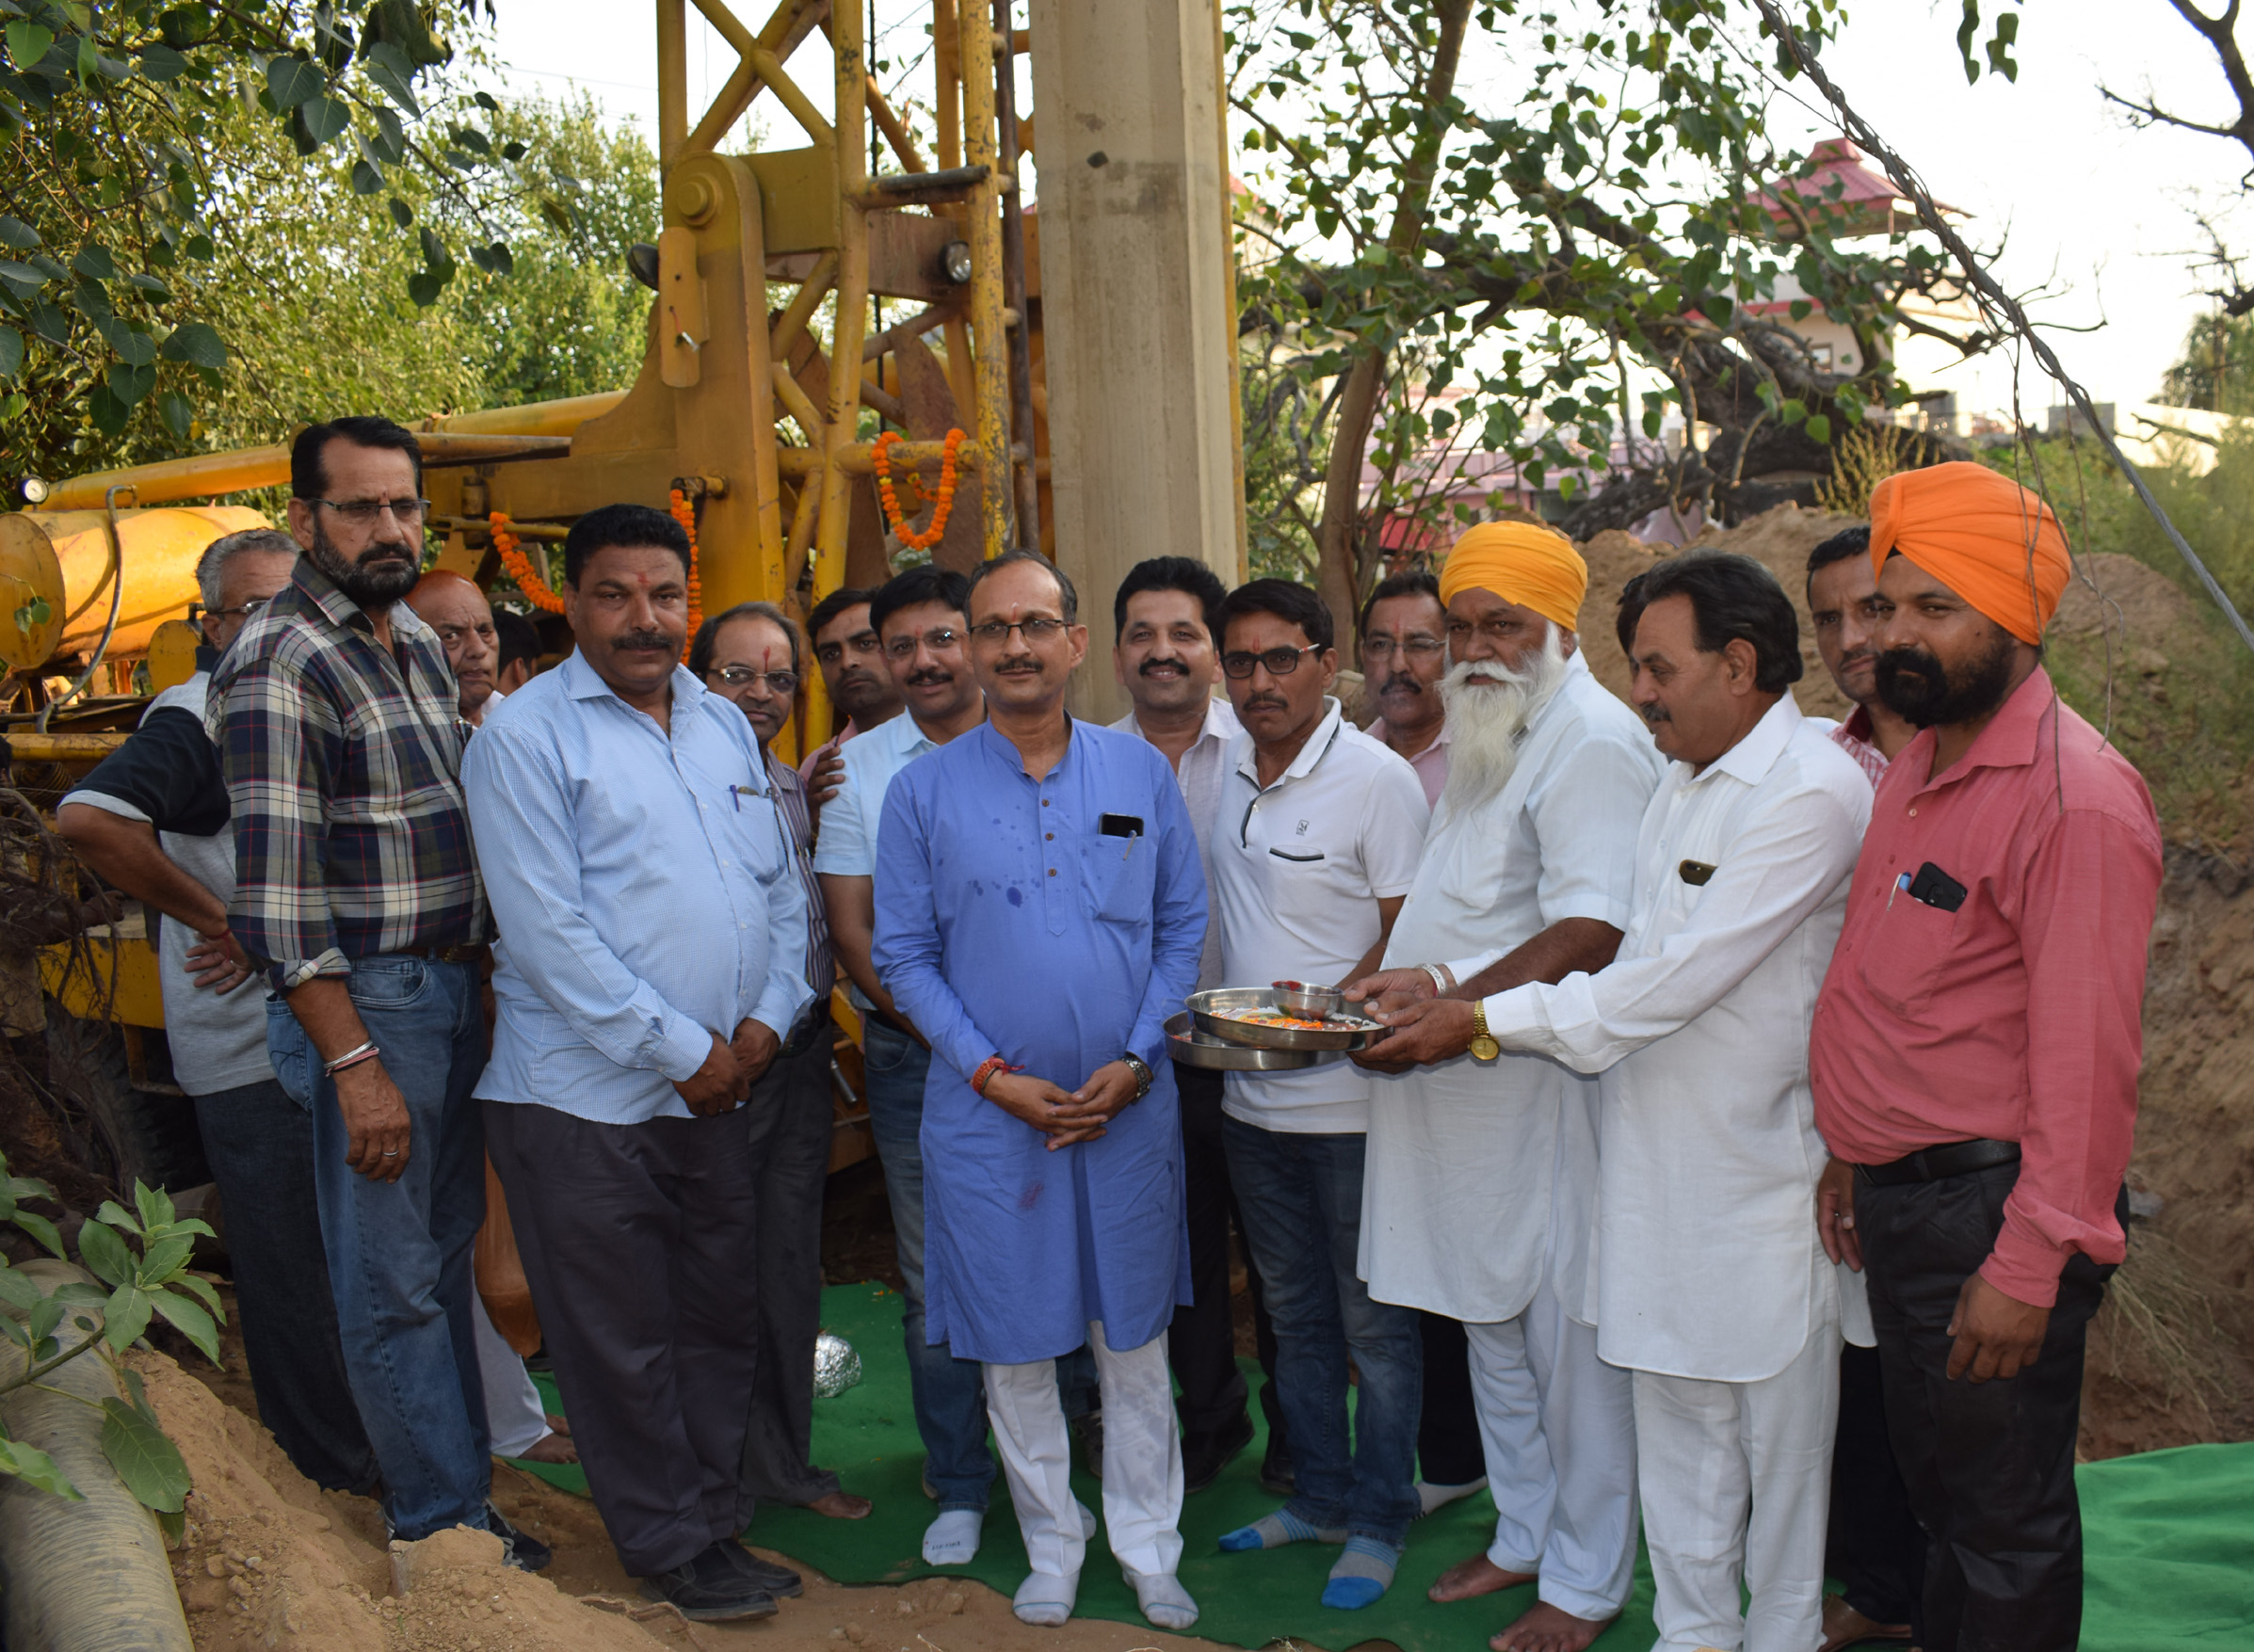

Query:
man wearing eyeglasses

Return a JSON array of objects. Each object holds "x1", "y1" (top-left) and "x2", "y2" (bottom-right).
[
  {"x1": 873, "y1": 551, "x2": 1208, "y2": 1633},
  {"x1": 466, "y1": 505, "x2": 811, "y2": 1621},
  {"x1": 1206, "y1": 579, "x2": 1431, "y2": 1612},
  {"x1": 1359, "y1": 569, "x2": 1453, "y2": 810},
  {"x1": 689, "y1": 601, "x2": 874, "y2": 1527},
  {"x1": 811, "y1": 563, "x2": 999, "y2": 1565},
  {"x1": 210, "y1": 417, "x2": 545, "y2": 1568}
]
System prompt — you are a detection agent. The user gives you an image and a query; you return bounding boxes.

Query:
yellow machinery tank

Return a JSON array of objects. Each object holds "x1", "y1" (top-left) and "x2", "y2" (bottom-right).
[{"x1": 40, "y1": 506, "x2": 269, "y2": 661}]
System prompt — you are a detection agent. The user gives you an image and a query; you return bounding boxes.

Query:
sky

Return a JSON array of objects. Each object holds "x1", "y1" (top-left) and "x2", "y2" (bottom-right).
[{"x1": 484, "y1": 0, "x2": 2250, "y2": 418}]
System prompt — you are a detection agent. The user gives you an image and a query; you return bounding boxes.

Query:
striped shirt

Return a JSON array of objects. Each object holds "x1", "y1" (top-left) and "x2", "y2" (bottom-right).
[
  {"x1": 766, "y1": 745, "x2": 836, "y2": 1011},
  {"x1": 209, "y1": 558, "x2": 488, "y2": 988},
  {"x1": 1828, "y1": 704, "x2": 1891, "y2": 788}
]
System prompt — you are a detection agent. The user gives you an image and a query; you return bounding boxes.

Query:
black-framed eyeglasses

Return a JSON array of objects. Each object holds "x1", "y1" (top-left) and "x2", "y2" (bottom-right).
[
  {"x1": 969, "y1": 617, "x2": 1068, "y2": 646},
  {"x1": 1362, "y1": 635, "x2": 1445, "y2": 660},
  {"x1": 708, "y1": 666, "x2": 800, "y2": 695},
  {"x1": 1221, "y1": 643, "x2": 1323, "y2": 680},
  {"x1": 308, "y1": 496, "x2": 432, "y2": 526},
  {"x1": 884, "y1": 627, "x2": 963, "y2": 661},
  {"x1": 187, "y1": 596, "x2": 271, "y2": 623}
]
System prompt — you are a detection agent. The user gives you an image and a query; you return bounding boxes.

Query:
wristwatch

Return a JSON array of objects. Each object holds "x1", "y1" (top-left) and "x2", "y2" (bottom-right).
[
  {"x1": 1468, "y1": 1001, "x2": 1501, "y2": 1063},
  {"x1": 1120, "y1": 1051, "x2": 1154, "y2": 1101}
]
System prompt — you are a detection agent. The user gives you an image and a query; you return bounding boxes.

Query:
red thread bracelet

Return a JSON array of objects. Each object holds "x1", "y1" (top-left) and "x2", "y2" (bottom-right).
[{"x1": 971, "y1": 1054, "x2": 1023, "y2": 1096}]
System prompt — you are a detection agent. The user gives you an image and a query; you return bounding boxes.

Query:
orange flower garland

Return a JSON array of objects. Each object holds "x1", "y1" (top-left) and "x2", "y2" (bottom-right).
[
  {"x1": 668, "y1": 488, "x2": 703, "y2": 662},
  {"x1": 491, "y1": 511, "x2": 564, "y2": 613},
  {"x1": 873, "y1": 427, "x2": 965, "y2": 552}
]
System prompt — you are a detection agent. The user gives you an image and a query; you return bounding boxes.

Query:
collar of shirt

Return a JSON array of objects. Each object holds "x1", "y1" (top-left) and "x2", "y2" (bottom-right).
[
  {"x1": 1110, "y1": 693, "x2": 1239, "y2": 750},
  {"x1": 1890, "y1": 666, "x2": 2059, "y2": 796},
  {"x1": 556, "y1": 644, "x2": 716, "y2": 721},
  {"x1": 1364, "y1": 711, "x2": 1451, "y2": 752},
  {"x1": 1684, "y1": 691, "x2": 1802, "y2": 792},
  {"x1": 1840, "y1": 702, "x2": 1875, "y2": 746},
  {"x1": 1231, "y1": 696, "x2": 1346, "y2": 793}
]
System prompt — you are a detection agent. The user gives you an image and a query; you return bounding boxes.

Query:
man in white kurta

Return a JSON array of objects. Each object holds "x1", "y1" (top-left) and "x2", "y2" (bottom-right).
[
  {"x1": 1348, "y1": 522, "x2": 1661, "y2": 1652},
  {"x1": 1391, "y1": 552, "x2": 1872, "y2": 1652}
]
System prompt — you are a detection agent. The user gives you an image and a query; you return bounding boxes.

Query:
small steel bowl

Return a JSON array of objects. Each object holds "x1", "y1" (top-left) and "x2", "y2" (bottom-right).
[{"x1": 1271, "y1": 980, "x2": 1344, "y2": 1018}]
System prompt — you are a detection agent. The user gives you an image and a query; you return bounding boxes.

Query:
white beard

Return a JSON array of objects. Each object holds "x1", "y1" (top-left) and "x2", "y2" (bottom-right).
[{"x1": 1436, "y1": 627, "x2": 1571, "y2": 819}]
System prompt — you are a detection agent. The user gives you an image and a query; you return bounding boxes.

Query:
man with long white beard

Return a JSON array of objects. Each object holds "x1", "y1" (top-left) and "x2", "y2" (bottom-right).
[{"x1": 1345, "y1": 522, "x2": 1661, "y2": 1652}]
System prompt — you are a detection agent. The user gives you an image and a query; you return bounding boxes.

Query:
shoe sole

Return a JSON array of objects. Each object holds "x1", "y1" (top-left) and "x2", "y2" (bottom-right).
[{"x1": 637, "y1": 1582, "x2": 780, "y2": 1621}]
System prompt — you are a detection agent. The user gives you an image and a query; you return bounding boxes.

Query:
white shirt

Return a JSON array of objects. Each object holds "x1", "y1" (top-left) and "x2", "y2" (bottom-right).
[
  {"x1": 1481, "y1": 694, "x2": 1874, "y2": 1381},
  {"x1": 1212, "y1": 698, "x2": 1429, "y2": 1132},
  {"x1": 1109, "y1": 695, "x2": 1241, "y2": 990},
  {"x1": 812, "y1": 707, "x2": 943, "y2": 879},
  {"x1": 1360, "y1": 654, "x2": 1663, "y2": 1323}
]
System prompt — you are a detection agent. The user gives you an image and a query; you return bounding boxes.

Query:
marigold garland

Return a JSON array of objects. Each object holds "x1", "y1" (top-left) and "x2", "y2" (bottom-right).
[
  {"x1": 668, "y1": 488, "x2": 703, "y2": 662},
  {"x1": 873, "y1": 427, "x2": 965, "y2": 552},
  {"x1": 490, "y1": 511, "x2": 564, "y2": 614}
]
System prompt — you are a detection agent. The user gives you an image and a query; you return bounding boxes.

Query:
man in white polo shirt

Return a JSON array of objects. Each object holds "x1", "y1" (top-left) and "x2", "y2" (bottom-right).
[
  {"x1": 811, "y1": 563, "x2": 995, "y2": 1565},
  {"x1": 1206, "y1": 578, "x2": 1430, "y2": 1612}
]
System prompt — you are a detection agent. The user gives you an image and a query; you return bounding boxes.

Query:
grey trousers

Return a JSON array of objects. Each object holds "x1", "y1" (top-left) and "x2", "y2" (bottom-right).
[
  {"x1": 738, "y1": 1028, "x2": 844, "y2": 1506},
  {"x1": 484, "y1": 1099, "x2": 760, "y2": 1577}
]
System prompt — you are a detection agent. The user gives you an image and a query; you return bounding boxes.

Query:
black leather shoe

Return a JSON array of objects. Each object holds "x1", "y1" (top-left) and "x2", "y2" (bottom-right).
[
  {"x1": 1258, "y1": 1435, "x2": 1296, "y2": 1499},
  {"x1": 1182, "y1": 1412, "x2": 1256, "y2": 1495},
  {"x1": 723, "y1": 1543, "x2": 804, "y2": 1598},
  {"x1": 639, "y1": 1543, "x2": 781, "y2": 1621},
  {"x1": 483, "y1": 1500, "x2": 552, "y2": 1573},
  {"x1": 1071, "y1": 1407, "x2": 1105, "y2": 1480}
]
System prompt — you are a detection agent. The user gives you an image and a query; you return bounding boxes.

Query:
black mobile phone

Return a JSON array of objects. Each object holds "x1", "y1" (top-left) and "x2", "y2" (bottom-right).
[
  {"x1": 1100, "y1": 813, "x2": 1145, "y2": 839},
  {"x1": 1906, "y1": 861, "x2": 1968, "y2": 913}
]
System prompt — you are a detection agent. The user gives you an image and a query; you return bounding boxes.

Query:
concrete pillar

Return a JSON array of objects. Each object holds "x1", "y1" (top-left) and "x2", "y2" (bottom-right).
[{"x1": 1029, "y1": 0, "x2": 1244, "y2": 724}]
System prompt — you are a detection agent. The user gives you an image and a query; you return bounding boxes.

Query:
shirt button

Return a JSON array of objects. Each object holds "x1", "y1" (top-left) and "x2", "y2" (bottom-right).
[
  {"x1": 1048, "y1": 868, "x2": 1057, "y2": 877},
  {"x1": 1045, "y1": 832, "x2": 1054, "y2": 841},
  {"x1": 1908, "y1": 807, "x2": 1918, "y2": 818},
  {"x1": 1042, "y1": 798, "x2": 1051, "y2": 807}
]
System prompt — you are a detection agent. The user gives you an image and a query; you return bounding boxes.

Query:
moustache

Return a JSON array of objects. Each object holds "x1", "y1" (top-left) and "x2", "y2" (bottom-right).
[
  {"x1": 1638, "y1": 702, "x2": 1672, "y2": 725},
  {"x1": 993, "y1": 653, "x2": 1041, "y2": 673},
  {"x1": 906, "y1": 667, "x2": 954, "y2": 687},
  {"x1": 1243, "y1": 694, "x2": 1289, "y2": 714},
  {"x1": 1380, "y1": 673, "x2": 1424, "y2": 698},
  {"x1": 358, "y1": 542, "x2": 415, "y2": 564},
  {"x1": 611, "y1": 630, "x2": 673, "y2": 652},
  {"x1": 1138, "y1": 657, "x2": 1188, "y2": 677}
]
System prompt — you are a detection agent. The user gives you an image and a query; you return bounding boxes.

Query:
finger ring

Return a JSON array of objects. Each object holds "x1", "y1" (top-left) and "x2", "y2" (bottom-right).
[{"x1": 381, "y1": 1149, "x2": 399, "y2": 1157}]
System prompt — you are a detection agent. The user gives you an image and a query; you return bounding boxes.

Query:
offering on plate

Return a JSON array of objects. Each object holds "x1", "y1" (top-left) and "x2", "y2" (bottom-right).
[{"x1": 1215, "y1": 1004, "x2": 1382, "y2": 1033}]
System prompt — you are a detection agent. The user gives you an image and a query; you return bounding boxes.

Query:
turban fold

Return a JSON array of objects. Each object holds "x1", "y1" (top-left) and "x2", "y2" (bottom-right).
[
  {"x1": 1437, "y1": 521, "x2": 1587, "y2": 633},
  {"x1": 1868, "y1": 461, "x2": 2071, "y2": 646}
]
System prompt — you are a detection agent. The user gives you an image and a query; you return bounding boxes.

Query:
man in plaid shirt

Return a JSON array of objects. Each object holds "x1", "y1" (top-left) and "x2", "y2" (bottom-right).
[{"x1": 210, "y1": 415, "x2": 543, "y2": 1566}]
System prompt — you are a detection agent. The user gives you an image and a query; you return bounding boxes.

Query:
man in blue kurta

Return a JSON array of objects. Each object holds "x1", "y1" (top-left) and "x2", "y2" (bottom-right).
[{"x1": 873, "y1": 551, "x2": 1207, "y2": 1633}]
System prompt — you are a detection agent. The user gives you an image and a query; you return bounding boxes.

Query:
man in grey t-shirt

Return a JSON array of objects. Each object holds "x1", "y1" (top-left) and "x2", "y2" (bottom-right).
[{"x1": 57, "y1": 529, "x2": 377, "y2": 1493}]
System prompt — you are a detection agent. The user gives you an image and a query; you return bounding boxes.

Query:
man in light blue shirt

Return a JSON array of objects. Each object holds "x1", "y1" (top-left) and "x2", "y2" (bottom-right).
[
  {"x1": 811, "y1": 564, "x2": 1005, "y2": 1565},
  {"x1": 464, "y1": 504, "x2": 810, "y2": 1626},
  {"x1": 875, "y1": 552, "x2": 1207, "y2": 1633}
]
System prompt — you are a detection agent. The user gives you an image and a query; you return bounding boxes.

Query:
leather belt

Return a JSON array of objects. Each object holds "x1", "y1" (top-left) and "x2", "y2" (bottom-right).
[
  {"x1": 1856, "y1": 1137, "x2": 2021, "y2": 1188},
  {"x1": 386, "y1": 943, "x2": 486, "y2": 965}
]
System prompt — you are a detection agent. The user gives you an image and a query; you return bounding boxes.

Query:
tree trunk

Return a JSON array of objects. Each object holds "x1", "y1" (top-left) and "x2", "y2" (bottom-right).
[{"x1": 1312, "y1": 0, "x2": 1473, "y2": 648}]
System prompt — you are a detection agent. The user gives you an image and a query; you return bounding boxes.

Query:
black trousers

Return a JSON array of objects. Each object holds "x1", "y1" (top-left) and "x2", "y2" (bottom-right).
[
  {"x1": 1827, "y1": 1342, "x2": 1924, "y2": 1625},
  {"x1": 486, "y1": 1099, "x2": 761, "y2": 1577},
  {"x1": 1167, "y1": 1064, "x2": 1283, "y2": 1446},
  {"x1": 193, "y1": 1080, "x2": 380, "y2": 1494},
  {"x1": 1858, "y1": 1163, "x2": 2123, "y2": 1652},
  {"x1": 1417, "y1": 1311, "x2": 1489, "y2": 1486}
]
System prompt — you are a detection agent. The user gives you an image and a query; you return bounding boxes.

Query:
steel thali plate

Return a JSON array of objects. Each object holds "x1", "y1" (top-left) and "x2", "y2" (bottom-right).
[
  {"x1": 1165, "y1": 1011, "x2": 1328, "y2": 1071},
  {"x1": 1185, "y1": 986, "x2": 1380, "y2": 1052}
]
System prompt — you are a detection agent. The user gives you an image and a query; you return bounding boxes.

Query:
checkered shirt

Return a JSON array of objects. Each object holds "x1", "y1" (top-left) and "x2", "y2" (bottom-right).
[
  {"x1": 1827, "y1": 703, "x2": 1891, "y2": 788},
  {"x1": 209, "y1": 557, "x2": 488, "y2": 988}
]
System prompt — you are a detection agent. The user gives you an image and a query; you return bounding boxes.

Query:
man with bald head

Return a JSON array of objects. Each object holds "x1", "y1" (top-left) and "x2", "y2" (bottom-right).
[
  {"x1": 1344, "y1": 522, "x2": 1661, "y2": 1652},
  {"x1": 408, "y1": 571, "x2": 503, "y2": 725},
  {"x1": 1812, "y1": 463, "x2": 2162, "y2": 1652}
]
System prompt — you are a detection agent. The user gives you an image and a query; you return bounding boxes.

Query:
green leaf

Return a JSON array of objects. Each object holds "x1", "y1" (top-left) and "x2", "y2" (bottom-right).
[
  {"x1": 73, "y1": 36, "x2": 100, "y2": 86},
  {"x1": 133, "y1": 1184, "x2": 174, "y2": 1234},
  {"x1": 104, "y1": 1283, "x2": 153, "y2": 1349},
  {"x1": 100, "y1": 1397, "x2": 189, "y2": 1512},
  {"x1": 51, "y1": 1281, "x2": 111, "y2": 1309},
  {"x1": 350, "y1": 159, "x2": 382, "y2": 196},
  {"x1": 119, "y1": 1364, "x2": 159, "y2": 1427},
  {"x1": 157, "y1": 320, "x2": 224, "y2": 371},
  {"x1": 1806, "y1": 413, "x2": 1832, "y2": 444},
  {"x1": 266, "y1": 55, "x2": 323, "y2": 110},
  {"x1": 137, "y1": 1233, "x2": 192, "y2": 1284},
  {"x1": 76, "y1": 1218, "x2": 133, "y2": 1288},
  {"x1": 363, "y1": 43, "x2": 422, "y2": 119},
  {"x1": 0, "y1": 1266, "x2": 40, "y2": 1308},
  {"x1": 137, "y1": 41, "x2": 188, "y2": 82},
  {"x1": 149, "y1": 1287, "x2": 219, "y2": 1363},
  {"x1": 166, "y1": 1270, "x2": 221, "y2": 1317},
  {"x1": 27, "y1": 1295, "x2": 61, "y2": 1342},
  {"x1": 5, "y1": 23, "x2": 51, "y2": 71},
  {"x1": 0, "y1": 260, "x2": 43, "y2": 297},
  {"x1": 300, "y1": 94, "x2": 349, "y2": 145},
  {"x1": 157, "y1": 1505, "x2": 186, "y2": 1547},
  {"x1": 388, "y1": 197, "x2": 414, "y2": 230},
  {"x1": 405, "y1": 269, "x2": 445, "y2": 307},
  {"x1": 94, "y1": 1198, "x2": 141, "y2": 1237},
  {"x1": 418, "y1": 226, "x2": 456, "y2": 279},
  {"x1": 0, "y1": 1435, "x2": 83, "y2": 1500},
  {"x1": 158, "y1": 7, "x2": 215, "y2": 49},
  {"x1": 126, "y1": 273, "x2": 171, "y2": 300},
  {"x1": 0, "y1": 216, "x2": 39, "y2": 251},
  {"x1": 156, "y1": 390, "x2": 192, "y2": 439},
  {"x1": 183, "y1": 233, "x2": 214, "y2": 262},
  {"x1": 11, "y1": 1210, "x2": 62, "y2": 1259}
]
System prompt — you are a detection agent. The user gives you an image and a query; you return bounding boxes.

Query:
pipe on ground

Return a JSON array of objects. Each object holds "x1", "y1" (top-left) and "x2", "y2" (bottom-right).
[{"x1": 0, "y1": 1258, "x2": 193, "y2": 1651}]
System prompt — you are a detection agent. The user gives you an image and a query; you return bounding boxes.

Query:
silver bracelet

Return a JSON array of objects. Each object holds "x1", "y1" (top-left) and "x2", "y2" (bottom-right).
[
  {"x1": 322, "y1": 1038, "x2": 378, "y2": 1076},
  {"x1": 1419, "y1": 962, "x2": 1455, "y2": 996}
]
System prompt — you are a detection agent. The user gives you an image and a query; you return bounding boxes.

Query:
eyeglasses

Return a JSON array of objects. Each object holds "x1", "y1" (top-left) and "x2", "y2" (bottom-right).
[
  {"x1": 884, "y1": 627, "x2": 963, "y2": 661},
  {"x1": 1362, "y1": 635, "x2": 1445, "y2": 660},
  {"x1": 969, "y1": 617, "x2": 1068, "y2": 645},
  {"x1": 1220, "y1": 643, "x2": 1323, "y2": 680},
  {"x1": 189, "y1": 596, "x2": 271, "y2": 623},
  {"x1": 708, "y1": 666, "x2": 800, "y2": 695},
  {"x1": 308, "y1": 497, "x2": 432, "y2": 526}
]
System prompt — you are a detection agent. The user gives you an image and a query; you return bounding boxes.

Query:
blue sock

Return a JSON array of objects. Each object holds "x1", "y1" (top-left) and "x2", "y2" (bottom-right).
[
  {"x1": 1217, "y1": 1508, "x2": 1345, "y2": 1552},
  {"x1": 1320, "y1": 1535, "x2": 1404, "y2": 1610}
]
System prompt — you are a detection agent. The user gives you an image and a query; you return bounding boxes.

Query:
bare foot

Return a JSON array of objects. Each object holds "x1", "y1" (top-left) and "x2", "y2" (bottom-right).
[
  {"x1": 544, "y1": 1413, "x2": 572, "y2": 1437},
  {"x1": 1490, "y1": 1600, "x2": 1615, "y2": 1652},
  {"x1": 1820, "y1": 1593, "x2": 1913, "y2": 1652},
  {"x1": 1429, "y1": 1552, "x2": 1538, "y2": 1603},
  {"x1": 803, "y1": 1490, "x2": 874, "y2": 1519},
  {"x1": 513, "y1": 1430, "x2": 578, "y2": 1466}
]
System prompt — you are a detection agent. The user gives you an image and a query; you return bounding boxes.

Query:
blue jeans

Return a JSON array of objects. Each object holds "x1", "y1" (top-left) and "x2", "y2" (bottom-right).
[
  {"x1": 267, "y1": 956, "x2": 491, "y2": 1541},
  {"x1": 861, "y1": 1016, "x2": 995, "y2": 1512},
  {"x1": 1223, "y1": 1116, "x2": 1423, "y2": 1545}
]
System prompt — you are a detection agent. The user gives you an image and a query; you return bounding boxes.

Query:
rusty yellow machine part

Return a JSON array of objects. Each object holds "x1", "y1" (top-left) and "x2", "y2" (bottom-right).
[
  {"x1": 145, "y1": 620, "x2": 201, "y2": 693},
  {"x1": 0, "y1": 511, "x2": 66, "y2": 670}
]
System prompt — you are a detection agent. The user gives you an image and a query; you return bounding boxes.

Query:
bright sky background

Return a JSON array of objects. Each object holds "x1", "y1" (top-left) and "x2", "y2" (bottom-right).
[{"x1": 485, "y1": 0, "x2": 2251, "y2": 417}]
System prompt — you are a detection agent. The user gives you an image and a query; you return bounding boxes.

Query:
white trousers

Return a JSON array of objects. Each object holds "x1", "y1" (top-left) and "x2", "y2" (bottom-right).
[
  {"x1": 1630, "y1": 1307, "x2": 1841, "y2": 1652},
  {"x1": 471, "y1": 1291, "x2": 552, "y2": 1459},
  {"x1": 983, "y1": 1321, "x2": 1183, "y2": 1579},
  {"x1": 1465, "y1": 1272, "x2": 1639, "y2": 1620}
]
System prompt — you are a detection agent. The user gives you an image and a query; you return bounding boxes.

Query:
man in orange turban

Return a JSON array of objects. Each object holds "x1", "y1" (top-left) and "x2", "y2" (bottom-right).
[{"x1": 1436, "y1": 520, "x2": 1589, "y2": 631}]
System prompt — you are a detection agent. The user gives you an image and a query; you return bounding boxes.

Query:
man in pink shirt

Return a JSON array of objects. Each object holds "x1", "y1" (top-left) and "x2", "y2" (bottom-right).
[{"x1": 1811, "y1": 463, "x2": 2162, "y2": 1652}]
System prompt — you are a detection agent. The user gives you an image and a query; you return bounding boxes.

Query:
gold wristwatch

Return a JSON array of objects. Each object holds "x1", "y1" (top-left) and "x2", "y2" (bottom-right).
[{"x1": 1468, "y1": 1000, "x2": 1501, "y2": 1062}]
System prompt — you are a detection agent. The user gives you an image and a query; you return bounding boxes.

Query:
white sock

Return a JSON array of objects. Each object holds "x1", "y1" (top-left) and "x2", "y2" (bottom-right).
[
  {"x1": 1416, "y1": 1476, "x2": 1489, "y2": 1516},
  {"x1": 1125, "y1": 1568, "x2": 1199, "y2": 1630},
  {"x1": 1075, "y1": 1500, "x2": 1097, "y2": 1541},
  {"x1": 1013, "y1": 1567, "x2": 1080, "y2": 1627},
  {"x1": 922, "y1": 1507, "x2": 983, "y2": 1565}
]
